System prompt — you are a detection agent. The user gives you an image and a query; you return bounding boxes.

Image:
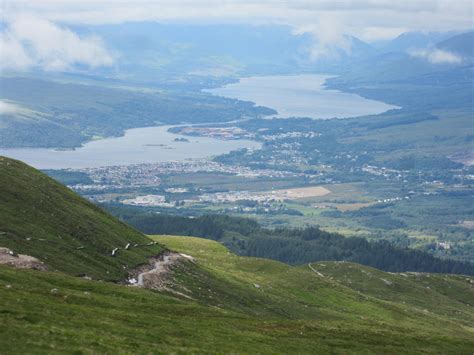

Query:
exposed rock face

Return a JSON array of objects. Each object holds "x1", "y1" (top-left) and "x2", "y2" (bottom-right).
[{"x1": 0, "y1": 248, "x2": 47, "y2": 271}]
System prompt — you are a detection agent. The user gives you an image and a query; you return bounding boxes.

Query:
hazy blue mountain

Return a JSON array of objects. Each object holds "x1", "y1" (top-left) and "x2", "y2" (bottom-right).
[
  {"x1": 63, "y1": 23, "x2": 378, "y2": 80},
  {"x1": 436, "y1": 31, "x2": 474, "y2": 59},
  {"x1": 72, "y1": 23, "x2": 313, "y2": 78},
  {"x1": 333, "y1": 31, "x2": 473, "y2": 81},
  {"x1": 65, "y1": 24, "x2": 472, "y2": 84},
  {"x1": 326, "y1": 31, "x2": 474, "y2": 110},
  {"x1": 379, "y1": 31, "x2": 458, "y2": 53}
]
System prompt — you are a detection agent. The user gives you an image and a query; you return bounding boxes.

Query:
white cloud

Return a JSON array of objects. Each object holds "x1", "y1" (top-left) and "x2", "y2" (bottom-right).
[
  {"x1": 5, "y1": 1, "x2": 471, "y2": 31},
  {"x1": 410, "y1": 48, "x2": 463, "y2": 64},
  {"x1": 292, "y1": 18, "x2": 353, "y2": 60},
  {"x1": 0, "y1": 100, "x2": 38, "y2": 117},
  {"x1": 0, "y1": 32, "x2": 34, "y2": 71},
  {"x1": 0, "y1": 100, "x2": 24, "y2": 115},
  {"x1": 1, "y1": 1, "x2": 472, "y2": 67},
  {"x1": 0, "y1": 15, "x2": 114, "y2": 72}
]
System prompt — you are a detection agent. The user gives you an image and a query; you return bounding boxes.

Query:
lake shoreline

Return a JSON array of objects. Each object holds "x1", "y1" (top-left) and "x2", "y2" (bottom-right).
[
  {"x1": 0, "y1": 74, "x2": 397, "y2": 169},
  {"x1": 0, "y1": 124, "x2": 261, "y2": 169},
  {"x1": 204, "y1": 74, "x2": 398, "y2": 120}
]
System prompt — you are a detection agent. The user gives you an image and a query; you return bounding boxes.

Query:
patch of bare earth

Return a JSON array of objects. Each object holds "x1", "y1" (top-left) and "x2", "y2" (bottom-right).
[
  {"x1": 0, "y1": 247, "x2": 47, "y2": 271},
  {"x1": 125, "y1": 252, "x2": 194, "y2": 296},
  {"x1": 449, "y1": 151, "x2": 474, "y2": 166},
  {"x1": 460, "y1": 221, "x2": 474, "y2": 230},
  {"x1": 264, "y1": 186, "x2": 331, "y2": 200}
]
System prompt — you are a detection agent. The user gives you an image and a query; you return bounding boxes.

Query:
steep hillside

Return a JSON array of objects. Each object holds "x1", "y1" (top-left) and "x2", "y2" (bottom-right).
[
  {"x1": 0, "y1": 235, "x2": 472, "y2": 353},
  {"x1": 0, "y1": 156, "x2": 162, "y2": 280}
]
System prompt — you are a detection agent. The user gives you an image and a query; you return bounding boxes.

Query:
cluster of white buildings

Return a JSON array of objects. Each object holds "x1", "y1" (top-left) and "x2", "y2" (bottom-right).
[
  {"x1": 72, "y1": 160, "x2": 302, "y2": 189},
  {"x1": 260, "y1": 131, "x2": 321, "y2": 141},
  {"x1": 122, "y1": 194, "x2": 174, "y2": 207},
  {"x1": 176, "y1": 126, "x2": 255, "y2": 140}
]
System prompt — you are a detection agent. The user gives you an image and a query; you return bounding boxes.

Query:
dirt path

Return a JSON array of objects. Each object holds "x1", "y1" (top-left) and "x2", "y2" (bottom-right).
[
  {"x1": 308, "y1": 263, "x2": 325, "y2": 278},
  {"x1": 0, "y1": 247, "x2": 47, "y2": 271},
  {"x1": 127, "y1": 252, "x2": 194, "y2": 289}
]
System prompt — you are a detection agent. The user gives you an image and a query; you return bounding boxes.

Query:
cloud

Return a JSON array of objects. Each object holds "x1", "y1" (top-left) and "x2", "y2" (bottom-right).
[
  {"x1": 6, "y1": 1, "x2": 472, "y2": 31},
  {"x1": 0, "y1": 100, "x2": 24, "y2": 115},
  {"x1": 0, "y1": 15, "x2": 114, "y2": 72},
  {"x1": 0, "y1": 100, "x2": 38, "y2": 117},
  {"x1": 0, "y1": 32, "x2": 34, "y2": 71},
  {"x1": 1, "y1": 1, "x2": 472, "y2": 67},
  {"x1": 292, "y1": 18, "x2": 353, "y2": 60},
  {"x1": 410, "y1": 48, "x2": 463, "y2": 64}
]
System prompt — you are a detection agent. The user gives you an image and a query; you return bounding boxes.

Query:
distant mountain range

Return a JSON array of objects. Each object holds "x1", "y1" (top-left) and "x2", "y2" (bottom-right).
[
  {"x1": 325, "y1": 30, "x2": 474, "y2": 110},
  {"x1": 376, "y1": 31, "x2": 459, "y2": 53},
  {"x1": 437, "y1": 31, "x2": 474, "y2": 59},
  {"x1": 3, "y1": 21, "x2": 471, "y2": 83}
]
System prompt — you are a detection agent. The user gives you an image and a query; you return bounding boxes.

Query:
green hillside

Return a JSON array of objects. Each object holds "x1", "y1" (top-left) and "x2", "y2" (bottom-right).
[
  {"x1": 0, "y1": 76, "x2": 274, "y2": 148},
  {"x1": 152, "y1": 236, "x2": 474, "y2": 326},
  {"x1": 0, "y1": 235, "x2": 473, "y2": 353},
  {"x1": 0, "y1": 156, "x2": 162, "y2": 280},
  {"x1": 312, "y1": 261, "x2": 474, "y2": 325}
]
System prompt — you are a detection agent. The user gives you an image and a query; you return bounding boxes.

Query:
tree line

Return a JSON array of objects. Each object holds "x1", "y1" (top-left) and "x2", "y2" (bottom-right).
[{"x1": 105, "y1": 206, "x2": 474, "y2": 275}]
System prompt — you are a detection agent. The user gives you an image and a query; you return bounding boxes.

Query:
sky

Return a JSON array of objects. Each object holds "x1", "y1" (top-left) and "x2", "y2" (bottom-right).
[{"x1": 1, "y1": 0, "x2": 473, "y2": 71}]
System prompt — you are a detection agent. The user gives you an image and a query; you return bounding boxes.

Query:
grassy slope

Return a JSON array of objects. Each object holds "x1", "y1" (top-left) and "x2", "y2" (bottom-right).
[
  {"x1": 153, "y1": 236, "x2": 474, "y2": 348},
  {"x1": 0, "y1": 157, "x2": 162, "y2": 280},
  {"x1": 312, "y1": 261, "x2": 474, "y2": 326},
  {"x1": 0, "y1": 235, "x2": 473, "y2": 353}
]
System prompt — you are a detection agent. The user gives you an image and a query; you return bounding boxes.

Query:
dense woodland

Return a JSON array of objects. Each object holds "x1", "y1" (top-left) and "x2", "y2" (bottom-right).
[{"x1": 106, "y1": 206, "x2": 474, "y2": 275}]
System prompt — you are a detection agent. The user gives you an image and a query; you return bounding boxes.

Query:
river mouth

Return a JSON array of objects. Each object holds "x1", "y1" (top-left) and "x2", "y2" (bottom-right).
[{"x1": 204, "y1": 74, "x2": 398, "y2": 119}]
